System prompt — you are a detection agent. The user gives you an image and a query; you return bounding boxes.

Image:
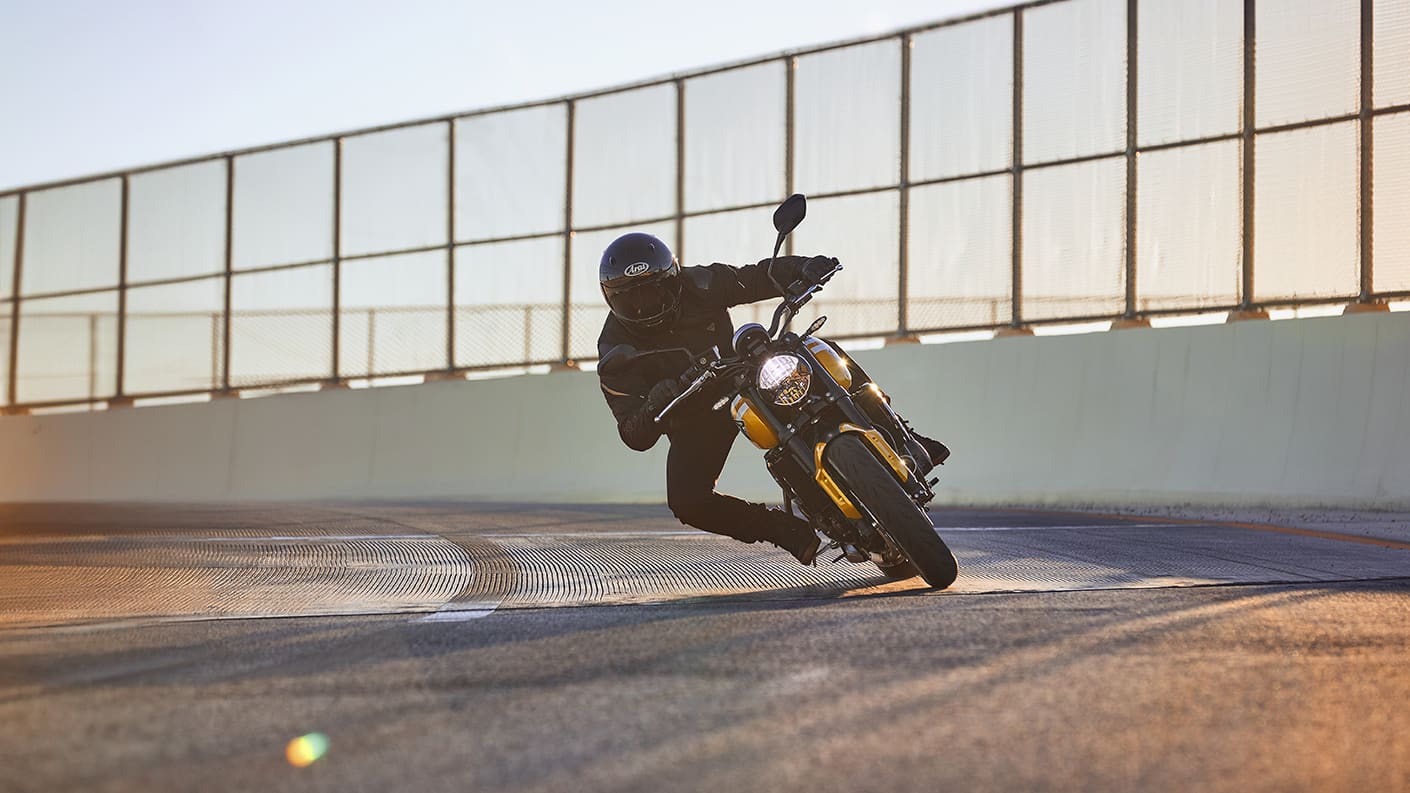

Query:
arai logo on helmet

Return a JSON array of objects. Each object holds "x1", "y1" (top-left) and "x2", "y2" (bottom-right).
[{"x1": 624, "y1": 262, "x2": 651, "y2": 277}]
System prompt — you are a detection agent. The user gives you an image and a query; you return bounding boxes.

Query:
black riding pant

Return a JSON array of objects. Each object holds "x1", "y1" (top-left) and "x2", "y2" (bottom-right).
[
  {"x1": 665, "y1": 409, "x2": 802, "y2": 542},
  {"x1": 664, "y1": 340, "x2": 877, "y2": 543}
]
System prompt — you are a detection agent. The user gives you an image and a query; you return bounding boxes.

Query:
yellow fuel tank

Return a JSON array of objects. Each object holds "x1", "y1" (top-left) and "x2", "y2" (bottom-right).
[
  {"x1": 731, "y1": 395, "x2": 780, "y2": 449},
  {"x1": 804, "y1": 337, "x2": 852, "y2": 390}
]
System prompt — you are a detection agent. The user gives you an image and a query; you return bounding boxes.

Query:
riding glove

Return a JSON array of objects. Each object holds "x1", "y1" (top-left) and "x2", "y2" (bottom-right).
[
  {"x1": 800, "y1": 255, "x2": 840, "y2": 286},
  {"x1": 617, "y1": 378, "x2": 683, "y2": 451}
]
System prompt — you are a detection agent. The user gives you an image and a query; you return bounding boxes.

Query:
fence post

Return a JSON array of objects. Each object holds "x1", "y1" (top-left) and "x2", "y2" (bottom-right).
[
  {"x1": 893, "y1": 33, "x2": 918, "y2": 344},
  {"x1": 1346, "y1": 0, "x2": 1387, "y2": 314},
  {"x1": 1230, "y1": 0, "x2": 1269, "y2": 322},
  {"x1": 89, "y1": 313, "x2": 99, "y2": 404},
  {"x1": 446, "y1": 119, "x2": 459, "y2": 367},
  {"x1": 221, "y1": 156, "x2": 234, "y2": 393},
  {"x1": 328, "y1": 137, "x2": 347, "y2": 384},
  {"x1": 111, "y1": 175, "x2": 132, "y2": 405},
  {"x1": 5, "y1": 194, "x2": 22, "y2": 413},
  {"x1": 784, "y1": 56, "x2": 796, "y2": 257},
  {"x1": 211, "y1": 311, "x2": 220, "y2": 389},
  {"x1": 367, "y1": 307, "x2": 376, "y2": 377},
  {"x1": 675, "y1": 78, "x2": 686, "y2": 264},
  {"x1": 559, "y1": 100, "x2": 576, "y2": 367},
  {"x1": 1117, "y1": 0, "x2": 1149, "y2": 328},
  {"x1": 1000, "y1": 9, "x2": 1033, "y2": 336}
]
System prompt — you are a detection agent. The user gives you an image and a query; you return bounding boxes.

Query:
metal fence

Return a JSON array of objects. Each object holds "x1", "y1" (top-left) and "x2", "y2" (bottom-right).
[{"x1": 2, "y1": 0, "x2": 1409, "y2": 412}]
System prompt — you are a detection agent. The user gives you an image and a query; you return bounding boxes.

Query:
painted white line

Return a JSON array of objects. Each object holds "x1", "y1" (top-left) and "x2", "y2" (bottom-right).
[
  {"x1": 485, "y1": 531, "x2": 702, "y2": 538},
  {"x1": 0, "y1": 534, "x2": 432, "y2": 545},
  {"x1": 487, "y1": 525, "x2": 1187, "y2": 539},
  {"x1": 936, "y1": 524, "x2": 1186, "y2": 532},
  {"x1": 189, "y1": 534, "x2": 432, "y2": 542},
  {"x1": 419, "y1": 601, "x2": 501, "y2": 622}
]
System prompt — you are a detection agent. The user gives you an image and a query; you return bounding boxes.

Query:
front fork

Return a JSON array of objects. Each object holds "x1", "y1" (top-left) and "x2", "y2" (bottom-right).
[{"x1": 771, "y1": 418, "x2": 933, "y2": 565}]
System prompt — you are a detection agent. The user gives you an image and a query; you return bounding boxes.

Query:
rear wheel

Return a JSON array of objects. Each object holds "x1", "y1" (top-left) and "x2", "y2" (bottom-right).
[{"x1": 826, "y1": 433, "x2": 958, "y2": 589}]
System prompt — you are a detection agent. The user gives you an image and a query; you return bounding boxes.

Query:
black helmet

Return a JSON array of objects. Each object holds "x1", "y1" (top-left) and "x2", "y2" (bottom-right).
[{"x1": 599, "y1": 232, "x2": 682, "y2": 331}]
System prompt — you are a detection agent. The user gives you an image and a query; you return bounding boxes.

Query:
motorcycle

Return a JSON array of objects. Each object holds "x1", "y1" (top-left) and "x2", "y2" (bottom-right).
[{"x1": 601, "y1": 194, "x2": 958, "y2": 589}]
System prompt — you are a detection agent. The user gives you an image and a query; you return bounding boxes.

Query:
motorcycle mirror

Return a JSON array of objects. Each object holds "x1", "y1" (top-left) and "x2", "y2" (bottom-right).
[
  {"x1": 803, "y1": 316, "x2": 827, "y2": 336},
  {"x1": 772, "y1": 193, "x2": 807, "y2": 236}
]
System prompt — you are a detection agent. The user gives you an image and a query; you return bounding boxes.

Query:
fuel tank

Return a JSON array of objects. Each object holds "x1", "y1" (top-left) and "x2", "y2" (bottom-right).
[
  {"x1": 731, "y1": 395, "x2": 779, "y2": 450},
  {"x1": 804, "y1": 337, "x2": 852, "y2": 389}
]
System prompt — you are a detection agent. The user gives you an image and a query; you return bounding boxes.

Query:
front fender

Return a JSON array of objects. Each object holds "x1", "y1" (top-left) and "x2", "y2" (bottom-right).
[{"x1": 812, "y1": 423, "x2": 911, "y2": 519}]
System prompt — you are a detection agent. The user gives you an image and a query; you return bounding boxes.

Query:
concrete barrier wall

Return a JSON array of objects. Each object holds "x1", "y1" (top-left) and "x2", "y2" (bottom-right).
[{"x1": 3, "y1": 310, "x2": 1408, "y2": 508}]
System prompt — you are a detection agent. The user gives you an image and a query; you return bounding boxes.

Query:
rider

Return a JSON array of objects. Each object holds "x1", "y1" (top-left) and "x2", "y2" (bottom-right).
[{"x1": 595, "y1": 232, "x2": 949, "y2": 566}]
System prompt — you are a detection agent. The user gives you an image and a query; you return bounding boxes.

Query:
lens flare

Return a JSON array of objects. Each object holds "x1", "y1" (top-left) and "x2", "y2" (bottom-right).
[{"x1": 286, "y1": 733, "x2": 329, "y2": 767}]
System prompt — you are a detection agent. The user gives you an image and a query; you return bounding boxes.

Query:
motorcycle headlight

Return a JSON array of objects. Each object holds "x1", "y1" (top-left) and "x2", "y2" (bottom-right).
[{"x1": 758, "y1": 354, "x2": 811, "y2": 406}]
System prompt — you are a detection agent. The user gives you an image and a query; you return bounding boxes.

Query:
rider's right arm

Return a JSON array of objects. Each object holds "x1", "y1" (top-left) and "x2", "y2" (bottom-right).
[{"x1": 601, "y1": 379, "x2": 663, "y2": 452}]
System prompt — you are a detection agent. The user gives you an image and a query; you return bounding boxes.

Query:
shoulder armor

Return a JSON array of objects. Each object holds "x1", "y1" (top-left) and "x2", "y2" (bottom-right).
[{"x1": 683, "y1": 266, "x2": 713, "y2": 294}]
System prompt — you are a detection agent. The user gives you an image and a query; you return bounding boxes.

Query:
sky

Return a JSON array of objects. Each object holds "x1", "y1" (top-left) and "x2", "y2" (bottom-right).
[{"x1": 0, "y1": 0, "x2": 1011, "y2": 190}]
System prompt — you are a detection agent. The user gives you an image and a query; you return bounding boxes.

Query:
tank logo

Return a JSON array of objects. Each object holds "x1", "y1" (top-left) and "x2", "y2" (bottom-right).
[{"x1": 624, "y1": 262, "x2": 651, "y2": 277}]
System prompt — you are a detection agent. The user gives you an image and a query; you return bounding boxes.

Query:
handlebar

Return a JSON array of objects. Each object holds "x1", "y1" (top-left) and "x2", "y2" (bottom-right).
[
  {"x1": 653, "y1": 263, "x2": 842, "y2": 426},
  {"x1": 767, "y1": 263, "x2": 842, "y2": 337},
  {"x1": 654, "y1": 369, "x2": 716, "y2": 425}
]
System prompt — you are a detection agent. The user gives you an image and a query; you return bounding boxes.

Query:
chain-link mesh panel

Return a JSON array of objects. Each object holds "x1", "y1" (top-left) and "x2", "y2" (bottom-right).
[
  {"x1": 229, "y1": 264, "x2": 332, "y2": 387},
  {"x1": 907, "y1": 174, "x2": 1012, "y2": 330},
  {"x1": 455, "y1": 237, "x2": 564, "y2": 367},
  {"x1": 1022, "y1": 156, "x2": 1127, "y2": 320},
  {"x1": 0, "y1": 196, "x2": 17, "y2": 300},
  {"x1": 1136, "y1": 141, "x2": 1241, "y2": 311},
  {"x1": 6, "y1": 0, "x2": 1406, "y2": 407},
  {"x1": 910, "y1": 15, "x2": 1013, "y2": 182},
  {"x1": 128, "y1": 161, "x2": 226, "y2": 284},
  {"x1": 682, "y1": 206, "x2": 776, "y2": 269},
  {"x1": 1023, "y1": 0, "x2": 1126, "y2": 164},
  {"x1": 16, "y1": 292, "x2": 118, "y2": 403},
  {"x1": 21, "y1": 180, "x2": 121, "y2": 296},
  {"x1": 339, "y1": 250, "x2": 447, "y2": 377},
  {"x1": 573, "y1": 86, "x2": 677, "y2": 228},
  {"x1": 1137, "y1": 0, "x2": 1242, "y2": 147},
  {"x1": 789, "y1": 191, "x2": 900, "y2": 337},
  {"x1": 0, "y1": 301, "x2": 10, "y2": 406},
  {"x1": 1376, "y1": 0, "x2": 1410, "y2": 109},
  {"x1": 1373, "y1": 111, "x2": 1410, "y2": 294},
  {"x1": 341, "y1": 124, "x2": 449, "y2": 257},
  {"x1": 232, "y1": 142, "x2": 334, "y2": 270},
  {"x1": 727, "y1": 298, "x2": 900, "y2": 341},
  {"x1": 453, "y1": 304, "x2": 558, "y2": 368},
  {"x1": 795, "y1": 41, "x2": 901, "y2": 194},
  {"x1": 568, "y1": 223, "x2": 675, "y2": 361},
  {"x1": 125, "y1": 278, "x2": 224, "y2": 395},
  {"x1": 340, "y1": 307, "x2": 447, "y2": 378},
  {"x1": 1254, "y1": 123, "x2": 1359, "y2": 302},
  {"x1": 684, "y1": 62, "x2": 786, "y2": 213},
  {"x1": 454, "y1": 105, "x2": 566, "y2": 241},
  {"x1": 1256, "y1": 0, "x2": 1359, "y2": 128}
]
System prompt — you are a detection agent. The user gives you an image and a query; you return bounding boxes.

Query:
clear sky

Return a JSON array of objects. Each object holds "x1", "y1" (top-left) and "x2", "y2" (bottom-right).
[{"x1": 0, "y1": 0, "x2": 1011, "y2": 190}]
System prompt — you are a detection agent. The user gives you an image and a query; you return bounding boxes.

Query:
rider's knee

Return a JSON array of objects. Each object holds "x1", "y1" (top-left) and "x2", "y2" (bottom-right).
[{"x1": 667, "y1": 489, "x2": 712, "y2": 528}]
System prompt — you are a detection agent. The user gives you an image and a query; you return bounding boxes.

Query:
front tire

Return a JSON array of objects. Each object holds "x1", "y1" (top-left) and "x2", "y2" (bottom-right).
[
  {"x1": 826, "y1": 433, "x2": 958, "y2": 589},
  {"x1": 875, "y1": 559, "x2": 919, "y2": 581}
]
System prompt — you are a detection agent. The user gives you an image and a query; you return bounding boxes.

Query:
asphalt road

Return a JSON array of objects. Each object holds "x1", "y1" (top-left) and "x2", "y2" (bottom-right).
[{"x1": 2, "y1": 503, "x2": 1408, "y2": 792}]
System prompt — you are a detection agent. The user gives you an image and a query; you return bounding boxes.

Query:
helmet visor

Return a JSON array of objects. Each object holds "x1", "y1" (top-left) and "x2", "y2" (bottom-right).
[{"x1": 607, "y1": 279, "x2": 677, "y2": 322}]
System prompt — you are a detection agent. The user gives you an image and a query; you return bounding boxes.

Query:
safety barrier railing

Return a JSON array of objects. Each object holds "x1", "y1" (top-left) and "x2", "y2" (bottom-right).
[{"x1": 2, "y1": 0, "x2": 1408, "y2": 413}]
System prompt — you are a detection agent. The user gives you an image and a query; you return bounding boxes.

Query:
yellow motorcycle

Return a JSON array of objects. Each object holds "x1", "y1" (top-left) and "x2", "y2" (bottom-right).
[{"x1": 606, "y1": 194, "x2": 958, "y2": 589}]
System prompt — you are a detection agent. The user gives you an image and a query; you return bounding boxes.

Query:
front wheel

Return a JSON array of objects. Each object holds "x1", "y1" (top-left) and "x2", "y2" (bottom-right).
[
  {"x1": 874, "y1": 558, "x2": 919, "y2": 581},
  {"x1": 826, "y1": 433, "x2": 958, "y2": 589}
]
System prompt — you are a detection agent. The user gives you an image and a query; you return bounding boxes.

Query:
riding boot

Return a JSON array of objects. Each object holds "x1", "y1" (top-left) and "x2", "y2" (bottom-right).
[
  {"x1": 904, "y1": 422, "x2": 950, "y2": 467},
  {"x1": 852, "y1": 383, "x2": 943, "y2": 475},
  {"x1": 758, "y1": 508, "x2": 822, "y2": 565}
]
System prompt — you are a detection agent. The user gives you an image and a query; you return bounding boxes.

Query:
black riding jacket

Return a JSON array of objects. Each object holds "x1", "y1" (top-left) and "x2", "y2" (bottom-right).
[{"x1": 597, "y1": 255, "x2": 815, "y2": 452}]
